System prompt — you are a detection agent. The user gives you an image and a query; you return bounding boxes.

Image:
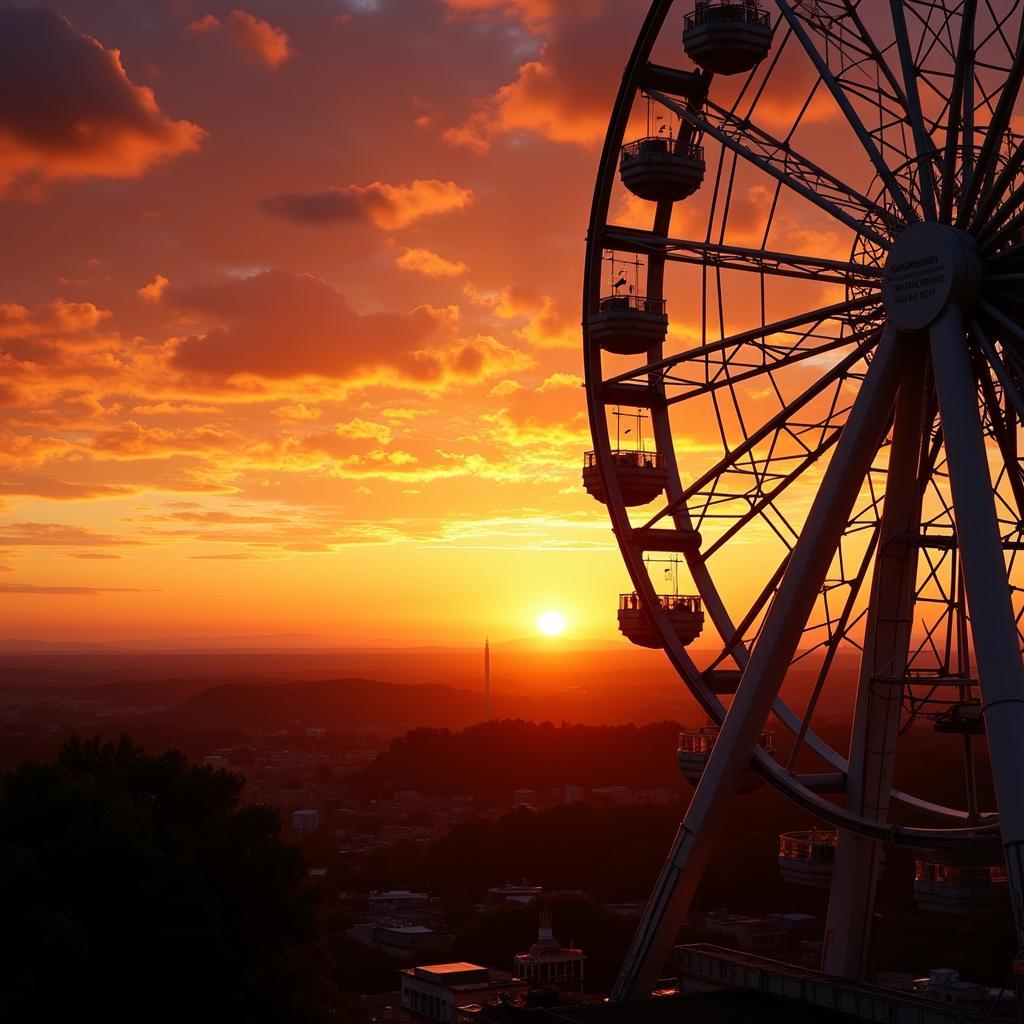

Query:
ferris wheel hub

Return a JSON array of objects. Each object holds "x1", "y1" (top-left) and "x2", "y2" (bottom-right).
[{"x1": 882, "y1": 223, "x2": 982, "y2": 332}]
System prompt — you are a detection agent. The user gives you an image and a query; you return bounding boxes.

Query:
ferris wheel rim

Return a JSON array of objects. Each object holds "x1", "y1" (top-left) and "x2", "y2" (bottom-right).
[{"x1": 583, "y1": 0, "x2": 1024, "y2": 845}]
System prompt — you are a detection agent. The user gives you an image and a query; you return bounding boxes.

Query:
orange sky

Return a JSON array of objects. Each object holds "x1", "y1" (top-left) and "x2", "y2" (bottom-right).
[
  {"x1": 0, "y1": 1, "x2": 986, "y2": 648},
  {"x1": 0, "y1": 0, "x2": 667, "y2": 644}
]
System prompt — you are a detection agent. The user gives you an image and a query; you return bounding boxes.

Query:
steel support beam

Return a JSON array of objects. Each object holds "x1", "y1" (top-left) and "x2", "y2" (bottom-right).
[
  {"x1": 930, "y1": 307, "x2": 1024, "y2": 955},
  {"x1": 824, "y1": 339, "x2": 927, "y2": 980},
  {"x1": 612, "y1": 326, "x2": 905, "y2": 1002}
]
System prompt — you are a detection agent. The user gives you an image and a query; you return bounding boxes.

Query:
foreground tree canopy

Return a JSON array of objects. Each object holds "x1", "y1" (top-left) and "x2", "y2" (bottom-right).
[{"x1": 0, "y1": 736, "x2": 326, "y2": 1023}]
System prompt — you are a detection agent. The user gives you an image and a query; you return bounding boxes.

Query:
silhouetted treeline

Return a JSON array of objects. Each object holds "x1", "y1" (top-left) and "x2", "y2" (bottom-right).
[
  {"x1": 0, "y1": 736, "x2": 334, "y2": 1023},
  {"x1": 161, "y1": 679, "x2": 586, "y2": 732},
  {"x1": 354, "y1": 719, "x2": 687, "y2": 799}
]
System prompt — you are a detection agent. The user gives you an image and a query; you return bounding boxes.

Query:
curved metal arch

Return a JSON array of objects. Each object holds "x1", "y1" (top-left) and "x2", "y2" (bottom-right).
[{"x1": 582, "y1": 0, "x2": 991, "y2": 838}]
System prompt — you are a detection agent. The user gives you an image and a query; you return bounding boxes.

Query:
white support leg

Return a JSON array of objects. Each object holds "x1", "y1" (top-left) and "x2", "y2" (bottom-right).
[
  {"x1": 824, "y1": 340, "x2": 927, "y2": 980},
  {"x1": 613, "y1": 326, "x2": 906, "y2": 1001},
  {"x1": 930, "y1": 306, "x2": 1024, "y2": 954}
]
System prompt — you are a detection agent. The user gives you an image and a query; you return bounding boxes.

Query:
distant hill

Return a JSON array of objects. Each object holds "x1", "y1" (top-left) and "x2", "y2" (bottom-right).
[
  {"x1": 159, "y1": 677, "x2": 581, "y2": 732},
  {"x1": 351, "y1": 719, "x2": 688, "y2": 798}
]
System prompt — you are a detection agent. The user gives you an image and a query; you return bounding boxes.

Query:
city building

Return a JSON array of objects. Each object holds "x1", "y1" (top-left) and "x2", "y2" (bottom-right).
[
  {"x1": 487, "y1": 881, "x2": 543, "y2": 905},
  {"x1": 675, "y1": 944, "x2": 1009, "y2": 1023},
  {"x1": 351, "y1": 922, "x2": 438, "y2": 958},
  {"x1": 292, "y1": 808, "x2": 320, "y2": 833},
  {"x1": 703, "y1": 912, "x2": 788, "y2": 957},
  {"x1": 370, "y1": 889, "x2": 433, "y2": 912},
  {"x1": 203, "y1": 754, "x2": 228, "y2": 769},
  {"x1": 400, "y1": 963, "x2": 527, "y2": 1023},
  {"x1": 513, "y1": 911, "x2": 585, "y2": 992},
  {"x1": 513, "y1": 789, "x2": 536, "y2": 808},
  {"x1": 564, "y1": 784, "x2": 584, "y2": 805}
]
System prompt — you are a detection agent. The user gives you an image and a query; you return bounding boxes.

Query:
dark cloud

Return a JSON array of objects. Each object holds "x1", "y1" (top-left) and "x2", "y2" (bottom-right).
[{"x1": 0, "y1": 7, "x2": 203, "y2": 189}]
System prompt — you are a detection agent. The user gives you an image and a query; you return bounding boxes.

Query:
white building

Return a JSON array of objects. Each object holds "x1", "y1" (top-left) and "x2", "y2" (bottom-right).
[
  {"x1": 400, "y1": 963, "x2": 526, "y2": 1023},
  {"x1": 292, "y1": 808, "x2": 320, "y2": 833},
  {"x1": 487, "y1": 881, "x2": 543, "y2": 905}
]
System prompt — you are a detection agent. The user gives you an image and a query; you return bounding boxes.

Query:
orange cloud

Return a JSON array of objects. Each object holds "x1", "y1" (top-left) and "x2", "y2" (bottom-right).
[
  {"x1": 261, "y1": 179, "x2": 474, "y2": 229},
  {"x1": 165, "y1": 269, "x2": 527, "y2": 386},
  {"x1": 443, "y1": 5, "x2": 624, "y2": 151},
  {"x1": 138, "y1": 275, "x2": 169, "y2": 301},
  {"x1": 465, "y1": 283, "x2": 577, "y2": 348},
  {"x1": 396, "y1": 247, "x2": 468, "y2": 278},
  {"x1": 0, "y1": 8, "x2": 203, "y2": 191},
  {"x1": 442, "y1": 0, "x2": 601, "y2": 33},
  {"x1": 188, "y1": 9, "x2": 293, "y2": 68}
]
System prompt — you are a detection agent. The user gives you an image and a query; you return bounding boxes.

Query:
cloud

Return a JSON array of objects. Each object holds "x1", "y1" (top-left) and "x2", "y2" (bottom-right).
[
  {"x1": 0, "y1": 299, "x2": 109, "y2": 339},
  {"x1": 260, "y1": 179, "x2": 474, "y2": 229},
  {"x1": 0, "y1": 523, "x2": 137, "y2": 547},
  {"x1": 442, "y1": 0, "x2": 600, "y2": 33},
  {"x1": 0, "y1": 474, "x2": 135, "y2": 501},
  {"x1": 0, "y1": 582, "x2": 144, "y2": 596},
  {"x1": 443, "y1": 4, "x2": 625, "y2": 152},
  {"x1": 138, "y1": 275, "x2": 169, "y2": 301},
  {"x1": 395, "y1": 248, "x2": 468, "y2": 278},
  {"x1": 188, "y1": 9, "x2": 294, "y2": 68},
  {"x1": 0, "y1": 8, "x2": 204, "y2": 191},
  {"x1": 166, "y1": 269, "x2": 528, "y2": 386},
  {"x1": 465, "y1": 283, "x2": 578, "y2": 348}
]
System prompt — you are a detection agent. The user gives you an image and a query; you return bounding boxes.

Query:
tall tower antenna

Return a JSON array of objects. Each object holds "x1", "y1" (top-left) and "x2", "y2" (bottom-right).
[{"x1": 483, "y1": 637, "x2": 491, "y2": 721}]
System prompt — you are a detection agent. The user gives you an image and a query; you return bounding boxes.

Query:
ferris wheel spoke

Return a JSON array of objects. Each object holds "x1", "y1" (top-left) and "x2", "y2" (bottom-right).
[
  {"x1": 601, "y1": 224, "x2": 882, "y2": 286},
  {"x1": 776, "y1": 0, "x2": 917, "y2": 223},
  {"x1": 978, "y1": 367, "x2": 1024, "y2": 520},
  {"x1": 601, "y1": 295, "x2": 880, "y2": 390},
  {"x1": 971, "y1": 316, "x2": 1024, "y2": 428},
  {"x1": 640, "y1": 330, "x2": 879, "y2": 532},
  {"x1": 699, "y1": 427, "x2": 845, "y2": 560},
  {"x1": 889, "y1": 0, "x2": 940, "y2": 220},
  {"x1": 929, "y1": 305, "x2": 1024, "y2": 947},
  {"x1": 940, "y1": 0, "x2": 978, "y2": 222},
  {"x1": 958, "y1": 15, "x2": 1024, "y2": 228},
  {"x1": 786, "y1": 525, "x2": 879, "y2": 772},
  {"x1": 648, "y1": 89, "x2": 895, "y2": 247},
  {"x1": 661, "y1": 335, "x2": 863, "y2": 407},
  {"x1": 836, "y1": 1, "x2": 910, "y2": 109}
]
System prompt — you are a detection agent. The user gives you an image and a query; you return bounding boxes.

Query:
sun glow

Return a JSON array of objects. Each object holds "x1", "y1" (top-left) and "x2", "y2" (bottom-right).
[{"x1": 537, "y1": 610, "x2": 567, "y2": 637}]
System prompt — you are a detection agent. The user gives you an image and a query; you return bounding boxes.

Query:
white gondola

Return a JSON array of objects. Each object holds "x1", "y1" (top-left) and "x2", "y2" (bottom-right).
[
  {"x1": 914, "y1": 857, "x2": 1009, "y2": 917},
  {"x1": 682, "y1": 1, "x2": 774, "y2": 76},
  {"x1": 618, "y1": 592, "x2": 703, "y2": 648},
  {"x1": 678, "y1": 725, "x2": 774, "y2": 793},
  {"x1": 588, "y1": 293, "x2": 668, "y2": 356},
  {"x1": 582, "y1": 449, "x2": 668, "y2": 506},
  {"x1": 778, "y1": 829, "x2": 838, "y2": 893},
  {"x1": 620, "y1": 138, "x2": 705, "y2": 203}
]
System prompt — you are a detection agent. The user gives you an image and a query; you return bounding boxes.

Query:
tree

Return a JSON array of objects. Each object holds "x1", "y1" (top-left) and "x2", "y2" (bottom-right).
[{"x1": 0, "y1": 735, "x2": 331, "y2": 1023}]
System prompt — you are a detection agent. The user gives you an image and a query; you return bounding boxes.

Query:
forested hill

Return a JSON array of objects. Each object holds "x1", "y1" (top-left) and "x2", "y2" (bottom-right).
[
  {"x1": 160, "y1": 678, "x2": 579, "y2": 731},
  {"x1": 350, "y1": 719, "x2": 686, "y2": 799}
]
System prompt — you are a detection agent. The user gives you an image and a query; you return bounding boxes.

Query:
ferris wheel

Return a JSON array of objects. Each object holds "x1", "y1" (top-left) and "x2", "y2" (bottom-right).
[{"x1": 581, "y1": 0, "x2": 1024, "y2": 999}]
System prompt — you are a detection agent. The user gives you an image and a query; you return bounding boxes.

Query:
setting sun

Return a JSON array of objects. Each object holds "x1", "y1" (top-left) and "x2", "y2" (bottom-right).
[{"x1": 537, "y1": 610, "x2": 567, "y2": 637}]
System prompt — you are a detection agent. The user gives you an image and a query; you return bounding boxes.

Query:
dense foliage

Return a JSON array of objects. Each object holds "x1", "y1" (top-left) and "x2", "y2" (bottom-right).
[
  {"x1": 0, "y1": 736, "x2": 330, "y2": 1023},
  {"x1": 354, "y1": 719, "x2": 687, "y2": 799}
]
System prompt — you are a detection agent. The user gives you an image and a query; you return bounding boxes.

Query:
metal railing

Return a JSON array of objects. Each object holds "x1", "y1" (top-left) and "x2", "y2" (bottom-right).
[
  {"x1": 681, "y1": 727, "x2": 774, "y2": 754},
  {"x1": 598, "y1": 294, "x2": 667, "y2": 315},
  {"x1": 583, "y1": 450, "x2": 666, "y2": 470},
  {"x1": 619, "y1": 593, "x2": 702, "y2": 613},
  {"x1": 684, "y1": 2, "x2": 771, "y2": 30},
  {"x1": 778, "y1": 829, "x2": 838, "y2": 863},
  {"x1": 621, "y1": 137, "x2": 705, "y2": 162},
  {"x1": 915, "y1": 861, "x2": 1008, "y2": 885}
]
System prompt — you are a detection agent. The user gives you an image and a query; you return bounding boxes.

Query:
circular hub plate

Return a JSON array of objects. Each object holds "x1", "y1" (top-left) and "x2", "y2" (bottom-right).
[{"x1": 882, "y1": 223, "x2": 981, "y2": 332}]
